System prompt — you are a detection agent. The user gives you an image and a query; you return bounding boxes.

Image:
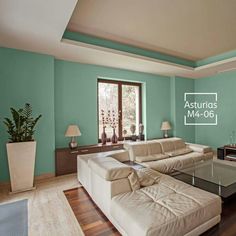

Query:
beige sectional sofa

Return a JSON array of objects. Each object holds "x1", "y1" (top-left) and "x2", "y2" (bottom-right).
[
  {"x1": 124, "y1": 138, "x2": 213, "y2": 174},
  {"x1": 77, "y1": 151, "x2": 221, "y2": 236}
]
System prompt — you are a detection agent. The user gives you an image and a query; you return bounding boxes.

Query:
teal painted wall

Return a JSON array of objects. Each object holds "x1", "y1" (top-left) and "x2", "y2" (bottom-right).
[
  {"x1": 55, "y1": 60, "x2": 171, "y2": 147},
  {"x1": 194, "y1": 71, "x2": 236, "y2": 149},
  {"x1": 171, "y1": 76, "x2": 195, "y2": 142},
  {"x1": 0, "y1": 47, "x2": 196, "y2": 182},
  {"x1": 0, "y1": 48, "x2": 55, "y2": 181}
]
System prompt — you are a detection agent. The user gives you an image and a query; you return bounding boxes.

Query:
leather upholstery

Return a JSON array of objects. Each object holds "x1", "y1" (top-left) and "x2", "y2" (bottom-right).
[
  {"x1": 111, "y1": 172, "x2": 221, "y2": 236},
  {"x1": 128, "y1": 171, "x2": 140, "y2": 190},
  {"x1": 78, "y1": 144, "x2": 220, "y2": 236},
  {"x1": 88, "y1": 156, "x2": 132, "y2": 181},
  {"x1": 124, "y1": 138, "x2": 213, "y2": 174},
  {"x1": 136, "y1": 153, "x2": 169, "y2": 162}
]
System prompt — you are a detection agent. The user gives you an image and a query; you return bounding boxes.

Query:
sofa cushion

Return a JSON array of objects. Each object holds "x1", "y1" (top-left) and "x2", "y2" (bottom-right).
[
  {"x1": 111, "y1": 175, "x2": 221, "y2": 236},
  {"x1": 159, "y1": 140, "x2": 175, "y2": 153},
  {"x1": 131, "y1": 143, "x2": 149, "y2": 157},
  {"x1": 136, "y1": 168, "x2": 162, "y2": 187},
  {"x1": 141, "y1": 157, "x2": 182, "y2": 174},
  {"x1": 147, "y1": 142, "x2": 163, "y2": 155},
  {"x1": 141, "y1": 152, "x2": 204, "y2": 174},
  {"x1": 173, "y1": 138, "x2": 186, "y2": 150},
  {"x1": 167, "y1": 147, "x2": 193, "y2": 157},
  {"x1": 136, "y1": 153, "x2": 169, "y2": 163},
  {"x1": 128, "y1": 171, "x2": 140, "y2": 191},
  {"x1": 88, "y1": 157, "x2": 132, "y2": 181}
]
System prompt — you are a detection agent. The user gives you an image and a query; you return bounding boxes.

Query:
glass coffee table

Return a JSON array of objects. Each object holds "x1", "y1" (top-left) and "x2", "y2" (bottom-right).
[{"x1": 173, "y1": 160, "x2": 236, "y2": 199}]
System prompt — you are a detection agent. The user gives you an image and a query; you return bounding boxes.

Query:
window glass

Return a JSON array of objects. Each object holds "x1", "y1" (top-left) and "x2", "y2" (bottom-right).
[
  {"x1": 98, "y1": 80, "x2": 141, "y2": 140},
  {"x1": 98, "y1": 82, "x2": 118, "y2": 138},
  {"x1": 122, "y1": 84, "x2": 139, "y2": 136}
]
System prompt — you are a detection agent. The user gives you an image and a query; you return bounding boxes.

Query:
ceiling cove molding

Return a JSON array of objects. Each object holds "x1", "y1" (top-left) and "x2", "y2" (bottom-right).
[
  {"x1": 195, "y1": 50, "x2": 236, "y2": 67},
  {"x1": 63, "y1": 30, "x2": 195, "y2": 68},
  {"x1": 62, "y1": 30, "x2": 236, "y2": 71},
  {"x1": 61, "y1": 38, "x2": 194, "y2": 71}
]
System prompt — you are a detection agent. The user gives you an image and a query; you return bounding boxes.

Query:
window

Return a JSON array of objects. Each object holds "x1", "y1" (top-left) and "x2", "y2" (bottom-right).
[{"x1": 98, "y1": 79, "x2": 142, "y2": 141}]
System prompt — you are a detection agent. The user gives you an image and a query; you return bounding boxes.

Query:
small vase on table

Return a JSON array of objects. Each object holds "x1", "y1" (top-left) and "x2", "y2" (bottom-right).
[
  {"x1": 101, "y1": 127, "x2": 107, "y2": 145},
  {"x1": 111, "y1": 128, "x2": 118, "y2": 144}
]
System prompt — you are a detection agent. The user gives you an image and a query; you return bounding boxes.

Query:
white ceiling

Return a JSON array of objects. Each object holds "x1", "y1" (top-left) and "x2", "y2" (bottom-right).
[
  {"x1": 68, "y1": 0, "x2": 236, "y2": 61},
  {"x1": 0, "y1": 0, "x2": 236, "y2": 79}
]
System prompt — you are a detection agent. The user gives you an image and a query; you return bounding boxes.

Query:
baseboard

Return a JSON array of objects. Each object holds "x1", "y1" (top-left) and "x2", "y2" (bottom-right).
[
  {"x1": 0, "y1": 181, "x2": 10, "y2": 189},
  {"x1": 0, "y1": 172, "x2": 55, "y2": 190},
  {"x1": 35, "y1": 173, "x2": 55, "y2": 183}
]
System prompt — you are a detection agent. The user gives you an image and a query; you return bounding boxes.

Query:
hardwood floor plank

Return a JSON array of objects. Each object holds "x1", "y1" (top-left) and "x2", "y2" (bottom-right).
[{"x1": 64, "y1": 187, "x2": 121, "y2": 236}]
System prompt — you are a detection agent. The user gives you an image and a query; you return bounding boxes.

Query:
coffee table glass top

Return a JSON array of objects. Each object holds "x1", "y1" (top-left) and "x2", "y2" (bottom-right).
[{"x1": 175, "y1": 160, "x2": 236, "y2": 187}]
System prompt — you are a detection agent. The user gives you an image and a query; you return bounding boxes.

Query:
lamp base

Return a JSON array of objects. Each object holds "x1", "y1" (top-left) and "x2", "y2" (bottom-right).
[
  {"x1": 163, "y1": 130, "x2": 169, "y2": 138},
  {"x1": 69, "y1": 141, "x2": 78, "y2": 149}
]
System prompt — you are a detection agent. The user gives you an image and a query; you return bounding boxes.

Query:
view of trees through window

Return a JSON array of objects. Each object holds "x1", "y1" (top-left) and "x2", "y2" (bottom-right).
[
  {"x1": 98, "y1": 82, "x2": 118, "y2": 138},
  {"x1": 98, "y1": 79, "x2": 141, "y2": 140},
  {"x1": 122, "y1": 85, "x2": 139, "y2": 136}
]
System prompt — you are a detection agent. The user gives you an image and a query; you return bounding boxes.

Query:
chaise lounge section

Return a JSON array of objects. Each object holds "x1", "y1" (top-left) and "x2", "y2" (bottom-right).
[
  {"x1": 77, "y1": 152, "x2": 221, "y2": 236},
  {"x1": 124, "y1": 138, "x2": 213, "y2": 174}
]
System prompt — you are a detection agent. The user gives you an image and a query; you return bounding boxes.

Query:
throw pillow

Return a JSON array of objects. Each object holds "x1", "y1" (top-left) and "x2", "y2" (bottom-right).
[{"x1": 128, "y1": 171, "x2": 140, "y2": 191}]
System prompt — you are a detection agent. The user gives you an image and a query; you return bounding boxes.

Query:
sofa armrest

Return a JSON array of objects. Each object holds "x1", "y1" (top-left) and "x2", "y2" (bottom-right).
[
  {"x1": 186, "y1": 143, "x2": 212, "y2": 153},
  {"x1": 110, "y1": 150, "x2": 130, "y2": 162},
  {"x1": 88, "y1": 156, "x2": 132, "y2": 181}
]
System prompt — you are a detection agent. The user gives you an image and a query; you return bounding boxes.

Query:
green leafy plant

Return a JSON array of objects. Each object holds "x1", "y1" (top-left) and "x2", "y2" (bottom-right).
[{"x1": 3, "y1": 103, "x2": 42, "y2": 142}]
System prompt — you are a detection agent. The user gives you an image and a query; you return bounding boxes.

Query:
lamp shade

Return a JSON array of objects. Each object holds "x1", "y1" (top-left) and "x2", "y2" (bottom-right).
[
  {"x1": 65, "y1": 125, "x2": 81, "y2": 137},
  {"x1": 161, "y1": 121, "x2": 171, "y2": 131}
]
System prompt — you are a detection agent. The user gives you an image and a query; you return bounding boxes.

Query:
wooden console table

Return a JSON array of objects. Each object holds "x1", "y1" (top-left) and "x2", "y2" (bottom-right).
[
  {"x1": 217, "y1": 145, "x2": 236, "y2": 161},
  {"x1": 55, "y1": 142, "x2": 123, "y2": 176}
]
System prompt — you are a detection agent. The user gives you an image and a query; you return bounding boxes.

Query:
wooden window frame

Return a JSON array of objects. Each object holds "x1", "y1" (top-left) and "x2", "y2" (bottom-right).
[{"x1": 97, "y1": 79, "x2": 142, "y2": 142}]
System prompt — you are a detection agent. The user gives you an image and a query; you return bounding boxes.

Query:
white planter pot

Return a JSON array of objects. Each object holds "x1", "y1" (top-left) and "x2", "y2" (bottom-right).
[{"x1": 6, "y1": 141, "x2": 36, "y2": 193}]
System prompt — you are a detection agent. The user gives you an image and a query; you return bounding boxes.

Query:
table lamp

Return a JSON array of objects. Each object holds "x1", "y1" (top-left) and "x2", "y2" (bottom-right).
[
  {"x1": 65, "y1": 125, "x2": 81, "y2": 149},
  {"x1": 161, "y1": 121, "x2": 171, "y2": 138}
]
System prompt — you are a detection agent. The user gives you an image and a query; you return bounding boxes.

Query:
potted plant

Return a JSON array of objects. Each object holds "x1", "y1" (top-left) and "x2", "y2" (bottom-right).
[{"x1": 3, "y1": 103, "x2": 42, "y2": 193}]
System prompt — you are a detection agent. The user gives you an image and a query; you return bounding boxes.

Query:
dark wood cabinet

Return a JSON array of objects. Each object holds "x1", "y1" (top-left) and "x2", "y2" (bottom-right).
[
  {"x1": 55, "y1": 143, "x2": 123, "y2": 176},
  {"x1": 217, "y1": 147, "x2": 225, "y2": 160},
  {"x1": 217, "y1": 145, "x2": 236, "y2": 161}
]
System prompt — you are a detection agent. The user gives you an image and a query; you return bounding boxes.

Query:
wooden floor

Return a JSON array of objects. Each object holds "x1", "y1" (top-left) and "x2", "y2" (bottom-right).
[
  {"x1": 202, "y1": 197, "x2": 236, "y2": 236},
  {"x1": 64, "y1": 187, "x2": 120, "y2": 236},
  {"x1": 65, "y1": 187, "x2": 236, "y2": 236}
]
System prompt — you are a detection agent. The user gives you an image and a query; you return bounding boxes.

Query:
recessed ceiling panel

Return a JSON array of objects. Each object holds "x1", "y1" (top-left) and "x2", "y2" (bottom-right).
[{"x1": 68, "y1": 0, "x2": 236, "y2": 61}]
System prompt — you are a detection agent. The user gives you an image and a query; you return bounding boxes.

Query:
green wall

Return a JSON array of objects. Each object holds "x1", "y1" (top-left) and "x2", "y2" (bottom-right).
[
  {"x1": 3, "y1": 46, "x2": 232, "y2": 181},
  {"x1": 1, "y1": 46, "x2": 234, "y2": 182},
  {"x1": 171, "y1": 76, "x2": 195, "y2": 142},
  {"x1": 0, "y1": 47, "x2": 174, "y2": 181},
  {"x1": 55, "y1": 60, "x2": 171, "y2": 147},
  {"x1": 194, "y1": 71, "x2": 236, "y2": 149},
  {"x1": 0, "y1": 47, "x2": 55, "y2": 181}
]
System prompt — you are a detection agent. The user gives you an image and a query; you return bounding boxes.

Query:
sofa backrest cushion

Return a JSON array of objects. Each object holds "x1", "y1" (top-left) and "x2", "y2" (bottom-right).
[
  {"x1": 128, "y1": 142, "x2": 167, "y2": 162},
  {"x1": 88, "y1": 157, "x2": 132, "y2": 181},
  {"x1": 168, "y1": 147, "x2": 193, "y2": 157},
  {"x1": 148, "y1": 142, "x2": 163, "y2": 155},
  {"x1": 173, "y1": 139, "x2": 186, "y2": 150},
  {"x1": 131, "y1": 143, "x2": 149, "y2": 157},
  {"x1": 136, "y1": 153, "x2": 169, "y2": 163},
  {"x1": 159, "y1": 140, "x2": 175, "y2": 153}
]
